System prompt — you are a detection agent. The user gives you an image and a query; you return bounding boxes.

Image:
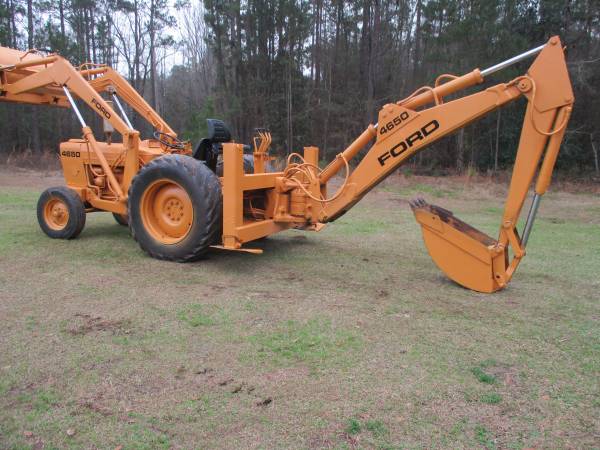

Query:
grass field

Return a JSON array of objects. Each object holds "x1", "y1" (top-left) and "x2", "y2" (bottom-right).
[{"x1": 1, "y1": 168, "x2": 599, "y2": 449}]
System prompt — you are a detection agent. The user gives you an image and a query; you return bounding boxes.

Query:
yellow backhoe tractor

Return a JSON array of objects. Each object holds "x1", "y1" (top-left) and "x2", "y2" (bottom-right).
[{"x1": 0, "y1": 37, "x2": 574, "y2": 293}]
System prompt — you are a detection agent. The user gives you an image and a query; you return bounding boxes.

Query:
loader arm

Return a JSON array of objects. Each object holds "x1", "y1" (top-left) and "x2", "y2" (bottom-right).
[
  {"x1": 84, "y1": 66, "x2": 176, "y2": 136},
  {"x1": 310, "y1": 36, "x2": 573, "y2": 292},
  {"x1": 0, "y1": 53, "x2": 138, "y2": 198},
  {"x1": 0, "y1": 48, "x2": 185, "y2": 201},
  {"x1": 0, "y1": 54, "x2": 130, "y2": 134},
  {"x1": 0, "y1": 51, "x2": 177, "y2": 138}
]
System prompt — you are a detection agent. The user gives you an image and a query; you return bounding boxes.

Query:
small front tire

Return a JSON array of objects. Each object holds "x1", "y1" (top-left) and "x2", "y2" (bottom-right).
[{"x1": 37, "y1": 186, "x2": 86, "y2": 239}]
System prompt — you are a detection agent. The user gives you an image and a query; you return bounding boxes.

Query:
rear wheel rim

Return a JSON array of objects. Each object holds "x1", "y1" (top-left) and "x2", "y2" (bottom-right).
[
  {"x1": 140, "y1": 179, "x2": 194, "y2": 244},
  {"x1": 44, "y1": 197, "x2": 69, "y2": 230}
]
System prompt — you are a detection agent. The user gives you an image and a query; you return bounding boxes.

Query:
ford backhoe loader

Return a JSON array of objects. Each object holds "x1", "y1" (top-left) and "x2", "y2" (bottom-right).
[{"x1": 0, "y1": 36, "x2": 573, "y2": 293}]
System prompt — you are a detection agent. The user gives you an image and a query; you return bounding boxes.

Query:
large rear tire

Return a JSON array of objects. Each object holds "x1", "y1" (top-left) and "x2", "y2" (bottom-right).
[
  {"x1": 37, "y1": 186, "x2": 86, "y2": 239},
  {"x1": 128, "y1": 155, "x2": 222, "y2": 261},
  {"x1": 216, "y1": 154, "x2": 255, "y2": 177}
]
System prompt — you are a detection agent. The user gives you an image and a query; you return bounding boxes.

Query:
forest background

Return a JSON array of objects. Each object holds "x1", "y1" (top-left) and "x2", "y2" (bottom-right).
[{"x1": 0, "y1": 0, "x2": 598, "y2": 175}]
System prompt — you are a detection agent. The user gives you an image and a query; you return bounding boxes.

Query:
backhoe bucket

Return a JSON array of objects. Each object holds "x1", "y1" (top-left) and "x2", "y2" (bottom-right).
[{"x1": 410, "y1": 199, "x2": 507, "y2": 293}]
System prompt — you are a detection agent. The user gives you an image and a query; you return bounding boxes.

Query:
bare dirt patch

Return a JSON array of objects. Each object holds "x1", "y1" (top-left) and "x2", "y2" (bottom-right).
[
  {"x1": 66, "y1": 313, "x2": 132, "y2": 336},
  {"x1": 0, "y1": 166, "x2": 63, "y2": 189},
  {"x1": 77, "y1": 392, "x2": 114, "y2": 417}
]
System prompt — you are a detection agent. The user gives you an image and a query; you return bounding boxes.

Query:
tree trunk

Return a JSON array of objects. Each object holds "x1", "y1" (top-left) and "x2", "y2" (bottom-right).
[
  {"x1": 456, "y1": 128, "x2": 465, "y2": 172},
  {"x1": 9, "y1": 0, "x2": 16, "y2": 47},
  {"x1": 106, "y1": 7, "x2": 112, "y2": 66},
  {"x1": 412, "y1": 0, "x2": 422, "y2": 85},
  {"x1": 323, "y1": 58, "x2": 333, "y2": 158},
  {"x1": 84, "y1": 7, "x2": 91, "y2": 62},
  {"x1": 149, "y1": 0, "x2": 159, "y2": 113},
  {"x1": 591, "y1": 133, "x2": 599, "y2": 176},
  {"x1": 366, "y1": 0, "x2": 380, "y2": 123},
  {"x1": 360, "y1": 0, "x2": 372, "y2": 125},
  {"x1": 90, "y1": 6, "x2": 97, "y2": 63},
  {"x1": 494, "y1": 109, "x2": 501, "y2": 172},
  {"x1": 4, "y1": 0, "x2": 11, "y2": 46},
  {"x1": 27, "y1": 0, "x2": 33, "y2": 49},
  {"x1": 314, "y1": 0, "x2": 322, "y2": 90},
  {"x1": 27, "y1": 0, "x2": 41, "y2": 153},
  {"x1": 59, "y1": 0, "x2": 66, "y2": 38},
  {"x1": 286, "y1": 52, "x2": 293, "y2": 155}
]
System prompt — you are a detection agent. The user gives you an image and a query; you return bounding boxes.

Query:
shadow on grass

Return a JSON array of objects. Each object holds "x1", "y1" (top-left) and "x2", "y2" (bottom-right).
[{"x1": 69, "y1": 221, "x2": 330, "y2": 278}]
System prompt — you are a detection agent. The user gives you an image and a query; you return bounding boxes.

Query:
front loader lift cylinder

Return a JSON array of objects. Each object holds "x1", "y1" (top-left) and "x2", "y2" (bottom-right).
[
  {"x1": 62, "y1": 86, "x2": 86, "y2": 127},
  {"x1": 111, "y1": 93, "x2": 134, "y2": 130},
  {"x1": 62, "y1": 85, "x2": 124, "y2": 199}
]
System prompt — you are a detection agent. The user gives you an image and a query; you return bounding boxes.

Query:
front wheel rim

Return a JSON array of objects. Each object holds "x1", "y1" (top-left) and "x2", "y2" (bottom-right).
[
  {"x1": 140, "y1": 179, "x2": 194, "y2": 244},
  {"x1": 44, "y1": 197, "x2": 69, "y2": 230}
]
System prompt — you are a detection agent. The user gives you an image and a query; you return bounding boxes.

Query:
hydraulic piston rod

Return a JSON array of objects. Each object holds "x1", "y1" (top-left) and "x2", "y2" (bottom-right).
[
  {"x1": 521, "y1": 106, "x2": 572, "y2": 247},
  {"x1": 481, "y1": 43, "x2": 546, "y2": 77},
  {"x1": 62, "y1": 86, "x2": 86, "y2": 127},
  {"x1": 111, "y1": 93, "x2": 134, "y2": 130},
  {"x1": 521, "y1": 194, "x2": 541, "y2": 246},
  {"x1": 62, "y1": 85, "x2": 124, "y2": 198}
]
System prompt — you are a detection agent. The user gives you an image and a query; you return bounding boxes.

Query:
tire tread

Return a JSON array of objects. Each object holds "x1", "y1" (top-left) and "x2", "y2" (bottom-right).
[{"x1": 37, "y1": 186, "x2": 86, "y2": 239}]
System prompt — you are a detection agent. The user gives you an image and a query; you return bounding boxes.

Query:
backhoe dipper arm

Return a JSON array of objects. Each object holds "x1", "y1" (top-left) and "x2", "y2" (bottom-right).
[{"x1": 315, "y1": 36, "x2": 573, "y2": 293}]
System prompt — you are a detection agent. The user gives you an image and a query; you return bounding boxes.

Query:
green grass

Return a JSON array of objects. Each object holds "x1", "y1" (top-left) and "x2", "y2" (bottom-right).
[
  {"x1": 176, "y1": 304, "x2": 228, "y2": 327},
  {"x1": 471, "y1": 366, "x2": 497, "y2": 384},
  {"x1": 365, "y1": 419, "x2": 389, "y2": 437},
  {"x1": 1, "y1": 174, "x2": 599, "y2": 449},
  {"x1": 382, "y1": 181, "x2": 458, "y2": 198},
  {"x1": 344, "y1": 417, "x2": 392, "y2": 447},
  {"x1": 345, "y1": 418, "x2": 361, "y2": 435},
  {"x1": 248, "y1": 318, "x2": 361, "y2": 366},
  {"x1": 475, "y1": 424, "x2": 496, "y2": 449},
  {"x1": 480, "y1": 393, "x2": 502, "y2": 404}
]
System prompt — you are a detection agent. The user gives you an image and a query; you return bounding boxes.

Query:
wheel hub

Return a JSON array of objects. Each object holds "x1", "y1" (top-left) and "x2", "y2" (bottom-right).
[
  {"x1": 165, "y1": 199, "x2": 185, "y2": 222},
  {"x1": 140, "y1": 179, "x2": 194, "y2": 244},
  {"x1": 44, "y1": 198, "x2": 69, "y2": 230}
]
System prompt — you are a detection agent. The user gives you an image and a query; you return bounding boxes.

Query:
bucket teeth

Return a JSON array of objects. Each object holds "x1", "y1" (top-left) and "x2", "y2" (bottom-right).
[
  {"x1": 409, "y1": 197, "x2": 454, "y2": 219},
  {"x1": 409, "y1": 197, "x2": 427, "y2": 210}
]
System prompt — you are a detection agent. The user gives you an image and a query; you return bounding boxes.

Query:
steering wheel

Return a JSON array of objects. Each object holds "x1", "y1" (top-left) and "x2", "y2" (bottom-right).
[{"x1": 153, "y1": 131, "x2": 186, "y2": 151}]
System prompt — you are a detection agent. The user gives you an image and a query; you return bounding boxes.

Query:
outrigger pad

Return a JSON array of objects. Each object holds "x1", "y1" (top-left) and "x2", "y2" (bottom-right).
[{"x1": 410, "y1": 198, "x2": 506, "y2": 293}]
